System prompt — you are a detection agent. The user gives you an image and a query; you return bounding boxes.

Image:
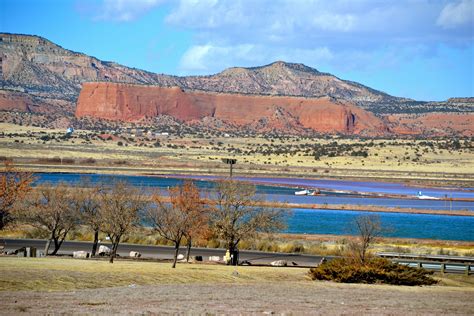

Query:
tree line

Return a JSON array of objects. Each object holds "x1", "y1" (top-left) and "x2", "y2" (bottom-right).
[{"x1": 1, "y1": 162, "x2": 286, "y2": 266}]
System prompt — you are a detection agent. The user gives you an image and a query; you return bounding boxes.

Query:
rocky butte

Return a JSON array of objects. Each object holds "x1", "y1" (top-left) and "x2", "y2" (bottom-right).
[
  {"x1": 76, "y1": 82, "x2": 388, "y2": 135},
  {"x1": 1, "y1": 33, "x2": 473, "y2": 136}
]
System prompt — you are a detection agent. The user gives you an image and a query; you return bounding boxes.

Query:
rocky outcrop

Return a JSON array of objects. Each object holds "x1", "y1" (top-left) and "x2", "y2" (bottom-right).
[
  {"x1": 76, "y1": 82, "x2": 388, "y2": 135},
  {"x1": 0, "y1": 89, "x2": 31, "y2": 112},
  {"x1": 0, "y1": 89, "x2": 71, "y2": 114},
  {"x1": 0, "y1": 33, "x2": 399, "y2": 111},
  {"x1": 385, "y1": 113, "x2": 474, "y2": 137},
  {"x1": 2, "y1": 33, "x2": 472, "y2": 136}
]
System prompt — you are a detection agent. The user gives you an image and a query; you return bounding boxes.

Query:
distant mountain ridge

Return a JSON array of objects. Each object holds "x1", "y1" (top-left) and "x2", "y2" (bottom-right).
[
  {"x1": 0, "y1": 33, "x2": 420, "y2": 110},
  {"x1": 0, "y1": 33, "x2": 472, "y2": 136}
]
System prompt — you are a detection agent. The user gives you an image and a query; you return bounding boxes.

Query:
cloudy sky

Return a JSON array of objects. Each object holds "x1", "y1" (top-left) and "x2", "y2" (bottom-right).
[{"x1": 1, "y1": 0, "x2": 473, "y2": 100}]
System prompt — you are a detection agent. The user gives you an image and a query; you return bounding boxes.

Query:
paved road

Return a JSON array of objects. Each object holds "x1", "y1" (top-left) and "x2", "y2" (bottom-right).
[{"x1": 2, "y1": 238, "x2": 326, "y2": 266}]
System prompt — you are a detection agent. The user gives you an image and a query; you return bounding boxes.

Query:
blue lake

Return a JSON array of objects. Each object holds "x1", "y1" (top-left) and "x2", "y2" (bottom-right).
[
  {"x1": 32, "y1": 173, "x2": 474, "y2": 241},
  {"x1": 288, "y1": 209, "x2": 474, "y2": 241},
  {"x1": 176, "y1": 175, "x2": 474, "y2": 199},
  {"x1": 33, "y1": 173, "x2": 474, "y2": 211}
]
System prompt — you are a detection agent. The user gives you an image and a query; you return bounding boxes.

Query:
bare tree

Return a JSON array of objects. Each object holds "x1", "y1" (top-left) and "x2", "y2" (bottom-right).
[
  {"x1": 209, "y1": 180, "x2": 286, "y2": 265},
  {"x1": 99, "y1": 182, "x2": 145, "y2": 263},
  {"x1": 182, "y1": 183, "x2": 209, "y2": 262},
  {"x1": 18, "y1": 183, "x2": 77, "y2": 255},
  {"x1": 146, "y1": 181, "x2": 206, "y2": 268},
  {"x1": 0, "y1": 161, "x2": 35, "y2": 230},
  {"x1": 347, "y1": 215, "x2": 382, "y2": 264},
  {"x1": 71, "y1": 179, "x2": 103, "y2": 256}
]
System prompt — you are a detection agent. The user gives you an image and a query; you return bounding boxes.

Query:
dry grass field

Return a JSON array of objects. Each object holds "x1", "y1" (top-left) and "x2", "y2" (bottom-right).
[
  {"x1": 0, "y1": 257, "x2": 306, "y2": 291},
  {"x1": 0, "y1": 257, "x2": 473, "y2": 314},
  {"x1": 0, "y1": 123, "x2": 473, "y2": 185}
]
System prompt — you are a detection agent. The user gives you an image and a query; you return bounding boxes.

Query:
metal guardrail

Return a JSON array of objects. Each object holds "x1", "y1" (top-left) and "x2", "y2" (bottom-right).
[
  {"x1": 376, "y1": 252, "x2": 474, "y2": 263},
  {"x1": 394, "y1": 259, "x2": 472, "y2": 275},
  {"x1": 377, "y1": 252, "x2": 474, "y2": 275}
]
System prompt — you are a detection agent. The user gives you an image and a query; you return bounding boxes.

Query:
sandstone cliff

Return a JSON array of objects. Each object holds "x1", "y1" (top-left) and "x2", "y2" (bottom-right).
[
  {"x1": 385, "y1": 113, "x2": 474, "y2": 137},
  {"x1": 76, "y1": 82, "x2": 388, "y2": 135},
  {"x1": 2, "y1": 33, "x2": 472, "y2": 136},
  {"x1": 0, "y1": 33, "x2": 399, "y2": 114}
]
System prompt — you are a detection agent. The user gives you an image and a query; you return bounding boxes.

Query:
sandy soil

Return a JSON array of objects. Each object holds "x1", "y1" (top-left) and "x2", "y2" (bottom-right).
[{"x1": 1, "y1": 281, "x2": 473, "y2": 315}]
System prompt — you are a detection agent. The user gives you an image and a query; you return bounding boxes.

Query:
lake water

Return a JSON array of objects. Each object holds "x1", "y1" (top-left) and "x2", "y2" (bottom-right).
[
  {"x1": 34, "y1": 173, "x2": 474, "y2": 211},
  {"x1": 32, "y1": 173, "x2": 474, "y2": 241},
  {"x1": 176, "y1": 175, "x2": 474, "y2": 199},
  {"x1": 288, "y1": 209, "x2": 474, "y2": 241}
]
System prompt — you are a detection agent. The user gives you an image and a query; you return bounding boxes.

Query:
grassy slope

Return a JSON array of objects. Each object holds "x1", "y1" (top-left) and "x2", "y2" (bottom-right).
[
  {"x1": 1, "y1": 123, "x2": 473, "y2": 184},
  {"x1": 0, "y1": 257, "x2": 473, "y2": 292},
  {"x1": 0, "y1": 257, "x2": 306, "y2": 291}
]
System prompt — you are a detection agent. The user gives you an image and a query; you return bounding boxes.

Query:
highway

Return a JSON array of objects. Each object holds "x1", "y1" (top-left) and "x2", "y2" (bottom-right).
[
  {"x1": 3, "y1": 239, "x2": 471, "y2": 274},
  {"x1": 2, "y1": 238, "x2": 325, "y2": 266}
]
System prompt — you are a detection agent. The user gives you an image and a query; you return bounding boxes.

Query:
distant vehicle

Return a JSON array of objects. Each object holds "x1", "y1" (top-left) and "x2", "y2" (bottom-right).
[{"x1": 66, "y1": 127, "x2": 74, "y2": 135}]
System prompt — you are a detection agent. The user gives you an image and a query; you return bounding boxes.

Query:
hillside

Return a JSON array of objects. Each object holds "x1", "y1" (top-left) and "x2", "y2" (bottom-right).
[
  {"x1": 0, "y1": 33, "x2": 472, "y2": 135},
  {"x1": 0, "y1": 33, "x2": 399, "y2": 110}
]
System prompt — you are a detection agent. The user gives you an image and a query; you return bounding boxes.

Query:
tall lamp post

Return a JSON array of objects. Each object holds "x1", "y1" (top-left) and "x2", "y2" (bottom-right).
[{"x1": 221, "y1": 158, "x2": 237, "y2": 178}]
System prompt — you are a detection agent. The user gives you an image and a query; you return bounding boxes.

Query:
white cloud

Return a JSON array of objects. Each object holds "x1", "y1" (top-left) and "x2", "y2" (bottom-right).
[
  {"x1": 311, "y1": 13, "x2": 356, "y2": 32},
  {"x1": 97, "y1": 0, "x2": 165, "y2": 22},
  {"x1": 166, "y1": 0, "x2": 247, "y2": 28},
  {"x1": 179, "y1": 45, "x2": 213, "y2": 71},
  {"x1": 82, "y1": 0, "x2": 473, "y2": 77},
  {"x1": 178, "y1": 43, "x2": 333, "y2": 74},
  {"x1": 437, "y1": 0, "x2": 474, "y2": 29},
  {"x1": 179, "y1": 44, "x2": 259, "y2": 73},
  {"x1": 166, "y1": 0, "x2": 473, "y2": 75}
]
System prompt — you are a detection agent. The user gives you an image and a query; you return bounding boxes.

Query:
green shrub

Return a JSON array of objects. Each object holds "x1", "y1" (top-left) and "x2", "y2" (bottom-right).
[{"x1": 309, "y1": 257, "x2": 438, "y2": 286}]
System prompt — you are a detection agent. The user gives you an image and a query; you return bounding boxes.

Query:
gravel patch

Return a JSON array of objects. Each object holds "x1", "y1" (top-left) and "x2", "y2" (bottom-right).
[{"x1": 1, "y1": 281, "x2": 473, "y2": 315}]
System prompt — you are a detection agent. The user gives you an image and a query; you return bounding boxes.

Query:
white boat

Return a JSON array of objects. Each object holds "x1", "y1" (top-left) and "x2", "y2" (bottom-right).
[
  {"x1": 295, "y1": 189, "x2": 311, "y2": 196},
  {"x1": 416, "y1": 191, "x2": 439, "y2": 200},
  {"x1": 295, "y1": 189, "x2": 320, "y2": 196}
]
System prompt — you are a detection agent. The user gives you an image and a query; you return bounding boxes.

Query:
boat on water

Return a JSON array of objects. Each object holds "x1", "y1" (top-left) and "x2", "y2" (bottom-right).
[
  {"x1": 295, "y1": 189, "x2": 311, "y2": 196},
  {"x1": 416, "y1": 191, "x2": 440, "y2": 200},
  {"x1": 295, "y1": 189, "x2": 320, "y2": 196}
]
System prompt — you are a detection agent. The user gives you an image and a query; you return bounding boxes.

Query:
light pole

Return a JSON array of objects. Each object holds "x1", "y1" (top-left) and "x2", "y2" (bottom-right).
[{"x1": 221, "y1": 158, "x2": 237, "y2": 178}]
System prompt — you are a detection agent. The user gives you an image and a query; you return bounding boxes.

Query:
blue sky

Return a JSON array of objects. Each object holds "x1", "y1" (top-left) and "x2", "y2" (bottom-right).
[{"x1": 1, "y1": 0, "x2": 473, "y2": 101}]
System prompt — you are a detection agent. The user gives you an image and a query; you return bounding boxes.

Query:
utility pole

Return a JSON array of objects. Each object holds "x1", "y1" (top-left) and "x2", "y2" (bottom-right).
[{"x1": 221, "y1": 158, "x2": 237, "y2": 178}]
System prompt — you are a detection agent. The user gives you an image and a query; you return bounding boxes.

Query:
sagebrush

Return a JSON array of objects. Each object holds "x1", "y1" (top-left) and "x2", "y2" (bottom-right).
[{"x1": 309, "y1": 257, "x2": 438, "y2": 286}]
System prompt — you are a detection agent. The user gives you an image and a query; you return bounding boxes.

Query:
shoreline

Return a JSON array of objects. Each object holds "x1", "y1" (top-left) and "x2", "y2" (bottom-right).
[
  {"x1": 13, "y1": 162, "x2": 474, "y2": 189},
  {"x1": 163, "y1": 174, "x2": 474, "y2": 202},
  {"x1": 251, "y1": 201, "x2": 474, "y2": 217},
  {"x1": 26, "y1": 166, "x2": 474, "y2": 210}
]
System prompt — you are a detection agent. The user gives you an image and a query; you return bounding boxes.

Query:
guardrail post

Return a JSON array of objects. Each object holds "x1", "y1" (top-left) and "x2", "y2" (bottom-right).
[
  {"x1": 440, "y1": 263, "x2": 446, "y2": 274},
  {"x1": 417, "y1": 262, "x2": 422, "y2": 269},
  {"x1": 466, "y1": 265, "x2": 470, "y2": 276}
]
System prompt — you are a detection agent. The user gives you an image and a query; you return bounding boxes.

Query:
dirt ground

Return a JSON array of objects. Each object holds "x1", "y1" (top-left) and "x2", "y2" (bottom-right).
[{"x1": 0, "y1": 281, "x2": 473, "y2": 315}]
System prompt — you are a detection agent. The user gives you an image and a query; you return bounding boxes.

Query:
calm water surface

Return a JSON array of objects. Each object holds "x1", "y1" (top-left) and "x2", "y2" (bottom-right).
[
  {"x1": 34, "y1": 173, "x2": 474, "y2": 211},
  {"x1": 288, "y1": 209, "x2": 474, "y2": 241},
  {"x1": 32, "y1": 173, "x2": 474, "y2": 241}
]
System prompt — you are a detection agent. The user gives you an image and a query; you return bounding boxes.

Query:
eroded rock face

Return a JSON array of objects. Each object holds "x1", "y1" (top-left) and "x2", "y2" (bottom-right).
[
  {"x1": 76, "y1": 82, "x2": 388, "y2": 135},
  {"x1": 385, "y1": 113, "x2": 474, "y2": 137},
  {"x1": 0, "y1": 90, "x2": 31, "y2": 112},
  {"x1": 0, "y1": 33, "x2": 399, "y2": 109}
]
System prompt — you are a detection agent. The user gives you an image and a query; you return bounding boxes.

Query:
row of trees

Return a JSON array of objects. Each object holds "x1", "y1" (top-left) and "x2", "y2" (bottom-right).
[{"x1": 1, "y1": 163, "x2": 286, "y2": 266}]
